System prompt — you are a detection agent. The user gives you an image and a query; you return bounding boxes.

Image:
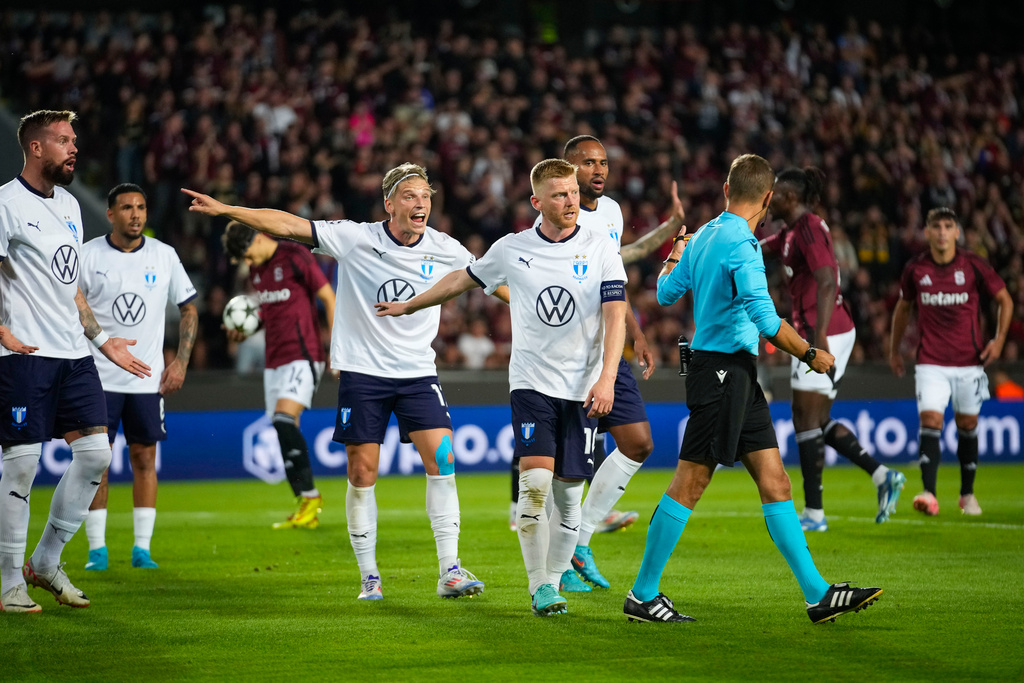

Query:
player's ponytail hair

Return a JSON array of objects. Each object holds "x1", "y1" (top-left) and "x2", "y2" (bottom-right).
[{"x1": 776, "y1": 166, "x2": 826, "y2": 206}]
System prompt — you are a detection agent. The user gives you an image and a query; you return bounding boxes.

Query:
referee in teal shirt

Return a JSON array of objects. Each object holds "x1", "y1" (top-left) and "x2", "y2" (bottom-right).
[{"x1": 624, "y1": 154, "x2": 884, "y2": 625}]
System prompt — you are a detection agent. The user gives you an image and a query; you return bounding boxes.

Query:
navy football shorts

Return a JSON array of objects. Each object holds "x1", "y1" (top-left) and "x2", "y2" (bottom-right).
[
  {"x1": 510, "y1": 388, "x2": 598, "y2": 480},
  {"x1": 0, "y1": 355, "x2": 107, "y2": 445},
  {"x1": 333, "y1": 371, "x2": 452, "y2": 444},
  {"x1": 105, "y1": 392, "x2": 166, "y2": 444},
  {"x1": 597, "y1": 356, "x2": 649, "y2": 432}
]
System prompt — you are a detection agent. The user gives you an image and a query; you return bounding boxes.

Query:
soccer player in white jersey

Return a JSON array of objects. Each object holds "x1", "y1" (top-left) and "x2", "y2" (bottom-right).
[
  {"x1": 377, "y1": 159, "x2": 628, "y2": 617},
  {"x1": 80, "y1": 183, "x2": 198, "y2": 571},
  {"x1": 182, "y1": 163, "x2": 493, "y2": 602},
  {"x1": 553, "y1": 135, "x2": 685, "y2": 592},
  {"x1": 0, "y1": 110, "x2": 151, "y2": 614}
]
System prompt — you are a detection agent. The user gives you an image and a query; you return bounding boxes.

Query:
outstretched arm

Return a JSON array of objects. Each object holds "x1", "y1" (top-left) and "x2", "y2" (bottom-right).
[
  {"x1": 75, "y1": 288, "x2": 151, "y2": 378},
  {"x1": 160, "y1": 303, "x2": 197, "y2": 395},
  {"x1": 620, "y1": 180, "x2": 685, "y2": 264},
  {"x1": 375, "y1": 269, "x2": 480, "y2": 317},
  {"x1": 182, "y1": 188, "x2": 313, "y2": 244}
]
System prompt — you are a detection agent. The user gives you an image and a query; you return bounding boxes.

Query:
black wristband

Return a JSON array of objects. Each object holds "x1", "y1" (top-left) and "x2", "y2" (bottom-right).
[{"x1": 663, "y1": 257, "x2": 679, "y2": 265}]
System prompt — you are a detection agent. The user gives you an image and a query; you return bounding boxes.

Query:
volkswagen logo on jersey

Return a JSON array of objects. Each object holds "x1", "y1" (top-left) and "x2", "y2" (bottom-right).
[
  {"x1": 113, "y1": 292, "x2": 147, "y2": 326},
  {"x1": 11, "y1": 406, "x2": 26, "y2": 427},
  {"x1": 520, "y1": 422, "x2": 535, "y2": 445},
  {"x1": 144, "y1": 267, "x2": 157, "y2": 290},
  {"x1": 339, "y1": 407, "x2": 352, "y2": 429},
  {"x1": 420, "y1": 256, "x2": 436, "y2": 282},
  {"x1": 572, "y1": 254, "x2": 589, "y2": 282},
  {"x1": 377, "y1": 278, "x2": 416, "y2": 303},
  {"x1": 50, "y1": 245, "x2": 79, "y2": 284},
  {"x1": 535, "y1": 286, "x2": 576, "y2": 327}
]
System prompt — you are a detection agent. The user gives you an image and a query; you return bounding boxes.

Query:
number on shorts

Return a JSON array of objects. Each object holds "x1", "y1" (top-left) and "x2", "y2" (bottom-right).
[
  {"x1": 430, "y1": 383, "x2": 447, "y2": 406},
  {"x1": 583, "y1": 427, "x2": 598, "y2": 455}
]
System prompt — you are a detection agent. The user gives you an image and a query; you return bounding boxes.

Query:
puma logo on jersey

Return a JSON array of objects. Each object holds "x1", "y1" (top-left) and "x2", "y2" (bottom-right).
[
  {"x1": 716, "y1": 370, "x2": 728, "y2": 383},
  {"x1": 27, "y1": 221, "x2": 40, "y2": 231},
  {"x1": 94, "y1": 270, "x2": 109, "y2": 278},
  {"x1": 372, "y1": 248, "x2": 387, "y2": 259},
  {"x1": 518, "y1": 257, "x2": 533, "y2": 268}
]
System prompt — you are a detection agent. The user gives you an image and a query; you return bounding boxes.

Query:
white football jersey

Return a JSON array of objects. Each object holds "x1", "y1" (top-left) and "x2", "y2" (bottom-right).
[
  {"x1": 0, "y1": 177, "x2": 88, "y2": 359},
  {"x1": 533, "y1": 195, "x2": 624, "y2": 248},
  {"x1": 312, "y1": 219, "x2": 474, "y2": 378},
  {"x1": 80, "y1": 235, "x2": 197, "y2": 393},
  {"x1": 468, "y1": 225, "x2": 626, "y2": 401}
]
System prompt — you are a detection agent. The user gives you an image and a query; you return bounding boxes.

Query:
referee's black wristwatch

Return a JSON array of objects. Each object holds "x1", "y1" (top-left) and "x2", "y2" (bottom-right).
[{"x1": 802, "y1": 345, "x2": 817, "y2": 365}]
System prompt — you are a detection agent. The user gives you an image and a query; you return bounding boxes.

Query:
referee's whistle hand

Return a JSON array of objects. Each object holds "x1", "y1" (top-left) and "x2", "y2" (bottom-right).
[{"x1": 808, "y1": 349, "x2": 835, "y2": 374}]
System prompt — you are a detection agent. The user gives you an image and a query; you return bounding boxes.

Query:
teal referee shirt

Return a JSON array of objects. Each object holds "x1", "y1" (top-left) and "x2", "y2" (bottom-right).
[{"x1": 657, "y1": 211, "x2": 782, "y2": 355}]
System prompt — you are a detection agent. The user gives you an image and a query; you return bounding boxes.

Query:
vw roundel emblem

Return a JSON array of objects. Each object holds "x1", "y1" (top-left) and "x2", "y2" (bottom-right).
[
  {"x1": 376, "y1": 278, "x2": 416, "y2": 303},
  {"x1": 50, "y1": 245, "x2": 79, "y2": 284},
  {"x1": 112, "y1": 292, "x2": 147, "y2": 327},
  {"x1": 535, "y1": 286, "x2": 576, "y2": 327}
]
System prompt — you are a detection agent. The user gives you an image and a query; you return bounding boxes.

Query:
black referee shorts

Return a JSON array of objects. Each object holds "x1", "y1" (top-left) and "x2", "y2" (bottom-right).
[{"x1": 679, "y1": 350, "x2": 778, "y2": 467}]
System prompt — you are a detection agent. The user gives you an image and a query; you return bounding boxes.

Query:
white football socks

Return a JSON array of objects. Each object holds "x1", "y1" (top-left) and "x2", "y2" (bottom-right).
[
  {"x1": 346, "y1": 482, "x2": 379, "y2": 579},
  {"x1": 578, "y1": 448, "x2": 642, "y2": 547},
  {"x1": 548, "y1": 479, "x2": 585, "y2": 586},
  {"x1": 85, "y1": 509, "x2": 107, "y2": 550},
  {"x1": 517, "y1": 467, "x2": 553, "y2": 595},
  {"x1": 0, "y1": 444, "x2": 41, "y2": 591},
  {"x1": 31, "y1": 434, "x2": 110, "y2": 572},
  {"x1": 425, "y1": 473, "x2": 460, "y2": 574},
  {"x1": 133, "y1": 507, "x2": 156, "y2": 551}
]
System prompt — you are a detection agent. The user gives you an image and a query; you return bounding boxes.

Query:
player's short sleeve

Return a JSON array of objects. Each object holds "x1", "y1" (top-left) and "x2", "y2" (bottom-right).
[
  {"x1": 310, "y1": 220, "x2": 360, "y2": 262},
  {"x1": 466, "y1": 236, "x2": 508, "y2": 295},
  {"x1": 169, "y1": 253, "x2": 198, "y2": 306},
  {"x1": 796, "y1": 221, "x2": 835, "y2": 273},
  {"x1": 898, "y1": 262, "x2": 917, "y2": 302},
  {"x1": 0, "y1": 201, "x2": 16, "y2": 260},
  {"x1": 973, "y1": 254, "x2": 1007, "y2": 297},
  {"x1": 598, "y1": 237, "x2": 627, "y2": 283},
  {"x1": 452, "y1": 240, "x2": 476, "y2": 270}
]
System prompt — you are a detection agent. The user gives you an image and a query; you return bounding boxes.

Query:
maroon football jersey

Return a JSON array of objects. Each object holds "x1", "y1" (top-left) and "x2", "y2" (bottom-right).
[
  {"x1": 763, "y1": 212, "x2": 854, "y2": 339},
  {"x1": 250, "y1": 240, "x2": 330, "y2": 369},
  {"x1": 898, "y1": 249, "x2": 1006, "y2": 367}
]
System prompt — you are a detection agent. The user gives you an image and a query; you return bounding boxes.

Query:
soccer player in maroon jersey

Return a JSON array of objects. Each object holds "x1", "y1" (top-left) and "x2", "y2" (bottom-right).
[
  {"x1": 764, "y1": 167, "x2": 906, "y2": 530},
  {"x1": 222, "y1": 222, "x2": 335, "y2": 528},
  {"x1": 890, "y1": 207, "x2": 1012, "y2": 516}
]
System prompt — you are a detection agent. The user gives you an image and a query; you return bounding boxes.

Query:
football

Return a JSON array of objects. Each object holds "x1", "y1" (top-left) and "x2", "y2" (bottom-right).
[{"x1": 222, "y1": 295, "x2": 261, "y2": 337}]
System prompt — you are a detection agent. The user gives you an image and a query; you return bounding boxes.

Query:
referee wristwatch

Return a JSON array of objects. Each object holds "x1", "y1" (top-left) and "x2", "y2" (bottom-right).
[{"x1": 802, "y1": 345, "x2": 817, "y2": 365}]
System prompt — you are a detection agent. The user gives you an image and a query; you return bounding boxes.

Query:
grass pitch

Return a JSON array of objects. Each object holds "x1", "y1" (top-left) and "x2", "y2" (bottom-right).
[{"x1": 3, "y1": 464, "x2": 1023, "y2": 682}]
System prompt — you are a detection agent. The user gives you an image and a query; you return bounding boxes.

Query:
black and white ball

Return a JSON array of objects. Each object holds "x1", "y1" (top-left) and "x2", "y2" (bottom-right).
[{"x1": 223, "y1": 295, "x2": 261, "y2": 337}]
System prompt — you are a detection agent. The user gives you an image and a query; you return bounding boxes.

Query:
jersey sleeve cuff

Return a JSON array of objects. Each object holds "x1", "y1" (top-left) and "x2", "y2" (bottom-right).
[
  {"x1": 177, "y1": 292, "x2": 199, "y2": 307},
  {"x1": 466, "y1": 265, "x2": 491, "y2": 292},
  {"x1": 309, "y1": 220, "x2": 319, "y2": 250}
]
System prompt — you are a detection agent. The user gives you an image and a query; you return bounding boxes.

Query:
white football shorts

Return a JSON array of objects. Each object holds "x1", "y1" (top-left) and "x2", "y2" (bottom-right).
[
  {"x1": 790, "y1": 328, "x2": 855, "y2": 400},
  {"x1": 264, "y1": 360, "x2": 326, "y2": 416},
  {"x1": 914, "y1": 363, "x2": 990, "y2": 416}
]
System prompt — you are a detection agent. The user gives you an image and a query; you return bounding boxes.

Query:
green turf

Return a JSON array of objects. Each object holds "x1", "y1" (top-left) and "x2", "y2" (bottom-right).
[{"x1": 3, "y1": 464, "x2": 1023, "y2": 682}]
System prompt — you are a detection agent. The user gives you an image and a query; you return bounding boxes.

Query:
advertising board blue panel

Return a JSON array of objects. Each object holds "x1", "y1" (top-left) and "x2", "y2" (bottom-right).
[{"x1": 15, "y1": 400, "x2": 1023, "y2": 485}]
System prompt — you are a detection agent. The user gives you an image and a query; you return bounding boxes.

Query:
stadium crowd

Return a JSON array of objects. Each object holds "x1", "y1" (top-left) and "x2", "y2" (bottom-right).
[{"x1": 3, "y1": 7, "x2": 1023, "y2": 370}]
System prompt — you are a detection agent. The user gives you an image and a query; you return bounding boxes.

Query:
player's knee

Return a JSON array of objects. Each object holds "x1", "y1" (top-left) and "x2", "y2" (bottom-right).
[
  {"x1": 623, "y1": 437, "x2": 654, "y2": 462},
  {"x1": 71, "y1": 433, "x2": 112, "y2": 471},
  {"x1": 434, "y1": 434, "x2": 455, "y2": 476},
  {"x1": 955, "y1": 414, "x2": 978, "y2": 431},
  {"x1": 129, "y1": 448, "x2": 157, "y2": 473},
  {"x1": 919, "y1": 412, "x2": 944, "y2": 430}
]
